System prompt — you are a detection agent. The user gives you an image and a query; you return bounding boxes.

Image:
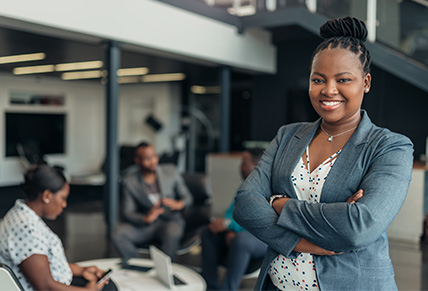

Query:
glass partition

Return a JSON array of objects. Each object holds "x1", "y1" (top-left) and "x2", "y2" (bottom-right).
[{"x1": 378, "y1": 0, "x2": 428, "y2": 67}]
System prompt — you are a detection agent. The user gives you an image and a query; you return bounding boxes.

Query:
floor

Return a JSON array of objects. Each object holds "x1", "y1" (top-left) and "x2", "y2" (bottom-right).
[{"x1": 2, "y1": 187, "x2": 428, "y2": 291}]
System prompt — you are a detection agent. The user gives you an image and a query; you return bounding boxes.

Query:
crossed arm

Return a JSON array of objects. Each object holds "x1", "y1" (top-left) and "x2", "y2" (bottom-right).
[{"x1": 233, "y1": 128, "x2": 413, "y2": 257}]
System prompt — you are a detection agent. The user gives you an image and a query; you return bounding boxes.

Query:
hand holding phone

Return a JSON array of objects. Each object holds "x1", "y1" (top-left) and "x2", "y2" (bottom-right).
[{"x1": 97, "y1": 269, "x2": 112, "y2": 285}]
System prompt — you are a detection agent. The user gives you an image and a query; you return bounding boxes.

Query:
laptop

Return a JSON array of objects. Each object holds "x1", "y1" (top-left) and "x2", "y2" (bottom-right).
[{"x1": 149, "y1": 245, "x2": 186, "y2": 289}]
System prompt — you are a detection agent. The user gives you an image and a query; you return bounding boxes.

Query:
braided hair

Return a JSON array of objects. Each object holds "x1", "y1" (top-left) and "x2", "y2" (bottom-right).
[{"x1": 312, "y1": 16, "x2": 371, "y2": 74}]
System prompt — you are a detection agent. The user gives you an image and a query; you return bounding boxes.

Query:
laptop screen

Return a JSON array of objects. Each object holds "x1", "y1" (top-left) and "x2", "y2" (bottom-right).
[{"x1": 149, "y1": 245, "x2": 185, "y2": 288}]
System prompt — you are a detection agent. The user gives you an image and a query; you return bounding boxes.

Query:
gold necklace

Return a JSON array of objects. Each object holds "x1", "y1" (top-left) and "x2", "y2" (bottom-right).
[{"x1": 320, "y1": 123, "x2": 358, "y2": 142}]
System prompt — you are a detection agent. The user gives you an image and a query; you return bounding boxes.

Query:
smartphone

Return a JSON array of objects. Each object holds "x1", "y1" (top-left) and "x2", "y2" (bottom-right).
[{"x1": 97, "y1": 269, "x2": 113, "y2": 285}]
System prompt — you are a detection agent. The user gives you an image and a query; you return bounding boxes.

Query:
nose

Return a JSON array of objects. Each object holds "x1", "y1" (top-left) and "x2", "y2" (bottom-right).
[{"x1": 321, "y1": 81, "x2": 338, "y2": 96}]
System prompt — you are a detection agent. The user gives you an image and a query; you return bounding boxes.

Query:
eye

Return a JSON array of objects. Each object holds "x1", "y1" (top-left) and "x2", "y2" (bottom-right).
[
  {"x1": 311, "y1": 78, "x2": 324, "y2": 84},
  {"x1": 338, "y1": 78, "x2": 351, "y2": 83}
]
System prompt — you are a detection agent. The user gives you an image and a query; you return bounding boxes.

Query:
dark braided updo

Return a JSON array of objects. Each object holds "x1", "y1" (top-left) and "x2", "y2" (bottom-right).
[{"x1": 312, "y1": 16, "x2": 371, "y2": 74}]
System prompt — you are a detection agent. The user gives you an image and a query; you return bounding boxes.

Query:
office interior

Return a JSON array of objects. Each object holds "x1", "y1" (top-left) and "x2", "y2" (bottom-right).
[{"x1": 0, "y1": 0, "x2": 428, "y2": 290}]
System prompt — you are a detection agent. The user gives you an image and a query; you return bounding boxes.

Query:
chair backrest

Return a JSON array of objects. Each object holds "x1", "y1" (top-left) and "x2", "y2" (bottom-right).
[
  {"x1": 181, "y1": 173, "x2": 211, "y2": 205},
  {"x1": 0, "y1": 263, "x2": 24, "y2": 291}
]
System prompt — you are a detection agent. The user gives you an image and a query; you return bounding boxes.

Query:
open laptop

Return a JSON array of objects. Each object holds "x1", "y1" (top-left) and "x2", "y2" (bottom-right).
[{"x1": 149, "y1": 245, "x2": 186, "y2": 289}]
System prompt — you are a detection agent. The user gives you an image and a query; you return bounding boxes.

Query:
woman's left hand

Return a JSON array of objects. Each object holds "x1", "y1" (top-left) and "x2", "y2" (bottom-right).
[
  {"x1": 272, "y1": 197, "x2": 290, "y2": 215},
  {"x1": 82, "y1": 266, "x2": 104, "y2": 281}
]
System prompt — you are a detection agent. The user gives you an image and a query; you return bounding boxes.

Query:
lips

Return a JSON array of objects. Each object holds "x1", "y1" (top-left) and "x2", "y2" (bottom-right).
[
  {"x1": 320, "y1": 100, "x2": 343, "y2": 111},
  {"x1": 322, "y1": 101, "x2": 342, "y2": 106}
]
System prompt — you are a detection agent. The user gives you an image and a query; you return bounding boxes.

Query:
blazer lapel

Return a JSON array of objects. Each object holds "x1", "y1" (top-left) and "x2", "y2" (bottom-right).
[
  {"x1": 321, "y1": 110, "x2": 374, "y2": 203},
  {"x1": 272, "y1": 120, "x2": 320, "y2": 199},
  {"x1": 129, "y1": 172, "x2": 154, "y2": 207}
]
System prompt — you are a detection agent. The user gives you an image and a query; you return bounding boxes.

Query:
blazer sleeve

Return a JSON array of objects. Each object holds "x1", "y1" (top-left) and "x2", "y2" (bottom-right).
[
  {"x1": 174, "y1": 170, "x2": 193, "y2": 209},
  {"x1": 122, "y1": 179, "x2": 146, "y2": 226},
  {"x1": 233, "y1": 126, "x2": 302, "y2": 258},
  {"x1": 276, "y1": 133, "x2": 414, "y2": 252}
]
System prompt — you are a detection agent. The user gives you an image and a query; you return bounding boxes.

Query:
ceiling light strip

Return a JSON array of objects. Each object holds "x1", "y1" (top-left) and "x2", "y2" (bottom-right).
[
  {"x1": 55, "y1": 60, "x2": 103, "y2": 72},
  {"x1": 13, "y1": 65, "x2": 55, "y2": 75},
  {"x1": 117, "y1": 67, "x2": 149, "y2": 76},
  {"x1": 0, "y1": 52, "x2": 46, "y2": 64},
  {"x1": 61, "y1": 70, "x2": 106, "y2": 80},
  {"x1": 141, "y1": 73, "x2": 186, "y2": 83},
  {"x1": 118, "y1": 76, "x2": 141, "y2": 84}
]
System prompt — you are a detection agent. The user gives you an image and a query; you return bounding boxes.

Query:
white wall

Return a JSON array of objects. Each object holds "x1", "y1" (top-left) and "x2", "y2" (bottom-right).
[
  {"x1": 0, "y1": 0, "x2": 276, "y2": 74},
  {"x1": 0, "y1": 73, "x2": 180, "y2": 186}
]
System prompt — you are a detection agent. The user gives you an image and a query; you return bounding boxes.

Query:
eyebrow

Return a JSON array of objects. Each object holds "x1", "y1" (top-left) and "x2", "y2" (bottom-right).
[{"x1": 312, "y1": 72, "x2": 355, "y2": 77}]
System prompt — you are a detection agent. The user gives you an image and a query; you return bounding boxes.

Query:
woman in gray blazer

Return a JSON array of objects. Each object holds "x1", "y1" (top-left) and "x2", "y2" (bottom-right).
[{"x1": 233, "y1": 17, "x2": 414, "y2": 291}]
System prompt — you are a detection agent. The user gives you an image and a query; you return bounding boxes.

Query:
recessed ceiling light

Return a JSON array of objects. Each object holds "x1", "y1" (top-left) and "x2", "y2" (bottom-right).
[
  {"x1": 55, "y1": 60, "x2": 103, "y2": 71},
  {"x1": 117, "y1": 67, "x2": 149, "y2": 76},
  {"x1": 13, "y1": 64, "x2": 54, "y2": 75},
  {"x1": 61, "y1": 70, "x2": 106, "y2": 80},
  {"x1": 0, "y1": 52, "x2": 45, "y2": 64},
  {"x1": 141, "y1": 73, "x2": 186, "y2": 83}
]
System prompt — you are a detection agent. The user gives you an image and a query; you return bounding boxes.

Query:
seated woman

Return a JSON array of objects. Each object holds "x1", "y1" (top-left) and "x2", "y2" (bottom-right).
[{"x1": 0, "y1": 164, "x2": 114, "y2": 290}]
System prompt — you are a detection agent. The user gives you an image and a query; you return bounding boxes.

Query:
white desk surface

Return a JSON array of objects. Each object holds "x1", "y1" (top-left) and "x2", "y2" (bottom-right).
[{"x1": 76, "y1": 258, "x2": 206, "y2": 291}]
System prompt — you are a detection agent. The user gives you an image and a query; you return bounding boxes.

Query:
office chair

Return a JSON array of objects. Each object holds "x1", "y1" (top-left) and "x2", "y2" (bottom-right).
[{"x1": 0, "y1": 263, "x2": 24, "y2": 291}]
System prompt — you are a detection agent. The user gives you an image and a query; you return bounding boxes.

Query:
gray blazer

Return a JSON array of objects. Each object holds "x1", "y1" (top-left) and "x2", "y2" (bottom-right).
[
  {"x1": 233, "y1": 110, "x2": 414, "y2": 290},
  {"x1": 122, "y1": 164, "x2": 193, "y2": 226}
]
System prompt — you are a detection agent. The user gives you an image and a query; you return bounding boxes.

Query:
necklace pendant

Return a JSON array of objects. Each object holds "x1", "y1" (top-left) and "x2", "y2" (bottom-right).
[{"x1": 328, "y1": 136, "x2": 333, "y2": 142}]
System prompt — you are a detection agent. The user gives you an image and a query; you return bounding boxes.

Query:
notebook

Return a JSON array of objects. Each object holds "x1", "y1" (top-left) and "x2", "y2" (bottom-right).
[{"x1": 149, "y1": 245, "x2": 186, "y2": 288}]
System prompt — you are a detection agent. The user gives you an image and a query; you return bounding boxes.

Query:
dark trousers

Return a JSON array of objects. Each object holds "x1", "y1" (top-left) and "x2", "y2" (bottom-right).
[
  {"x1": 201, "y1": 228, "x2": 267, "y2": 290},
  {"x1": 111, "y1": 217, "x2": 185, "y2": 260}
]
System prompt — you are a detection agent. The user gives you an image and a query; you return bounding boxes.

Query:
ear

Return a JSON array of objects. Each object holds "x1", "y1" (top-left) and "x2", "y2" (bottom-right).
[
  {"x1": 41, "y1": 190, "x2": 52, "y2": 202},
  {"x1": 364, "y1": 73, "x2": 372, "y2": 92}
]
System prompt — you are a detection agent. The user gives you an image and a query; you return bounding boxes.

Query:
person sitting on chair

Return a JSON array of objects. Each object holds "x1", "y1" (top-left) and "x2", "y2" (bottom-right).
[
  {"x1": 111, "y1": 141, "x2": 193, "y2": 261},
  {"x1": 201, "y1": 147, "x2": 267, "y2": 290},
  {"x1": 0, "y1": 164, "x2": 113, "y2": 290}
]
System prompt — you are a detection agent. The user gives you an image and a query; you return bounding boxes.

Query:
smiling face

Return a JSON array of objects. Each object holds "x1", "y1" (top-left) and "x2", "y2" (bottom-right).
[
  {"x1": 309, "y1": 48, "x2": 371, "y2": 128},
  {"x1": 43, "y1": 183, "x2": 69, "y2": 220}
]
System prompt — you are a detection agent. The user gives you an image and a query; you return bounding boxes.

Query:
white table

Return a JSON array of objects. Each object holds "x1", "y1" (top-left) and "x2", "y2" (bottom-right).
[{"x1": 77, "y1": 258, "x2": 206, "y2": 291}]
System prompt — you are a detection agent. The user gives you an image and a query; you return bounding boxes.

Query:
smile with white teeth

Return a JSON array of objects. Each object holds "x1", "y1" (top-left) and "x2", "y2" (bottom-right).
[{"x1": 322, "y1": 101, "x2": 342, "y2": 106}]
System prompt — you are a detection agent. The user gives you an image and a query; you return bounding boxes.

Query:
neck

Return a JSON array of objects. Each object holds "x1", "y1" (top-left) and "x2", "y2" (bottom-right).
[
  {"x1": 141, "y1": 170, "x2": 157, "y2": 184},
  {"x1": 321, "y1": 115, "x2": 361, "y2": 136},
  {"x1": 25, "y1": 199, "x2": 43, "y2": 217}
]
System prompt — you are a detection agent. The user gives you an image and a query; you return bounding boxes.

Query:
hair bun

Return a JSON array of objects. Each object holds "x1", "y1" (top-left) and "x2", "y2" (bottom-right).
[{"x1": 320, "y1": 16, "x2": 367, "y2": 42}]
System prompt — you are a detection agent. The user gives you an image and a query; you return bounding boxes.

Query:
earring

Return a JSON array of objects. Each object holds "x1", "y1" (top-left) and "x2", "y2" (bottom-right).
[
  {"x1": 365, "y1": 88, "x2": 369, "y2": 93},
  {"x1": 45, "y1": 199, "x2": 50, "y2": 203}
]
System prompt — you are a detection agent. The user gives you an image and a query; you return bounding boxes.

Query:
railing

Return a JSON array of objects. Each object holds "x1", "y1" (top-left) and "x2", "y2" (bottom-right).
[{"x1": 197, "y1": 0, "x2": 428, "y2": 67}]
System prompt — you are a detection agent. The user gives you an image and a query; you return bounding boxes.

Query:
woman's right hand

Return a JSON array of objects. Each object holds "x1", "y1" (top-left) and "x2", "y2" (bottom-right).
[
  {"x1": 294, "y1": 238, "x2": 340, "y2": 256},
  {"x1": 346, "y1": 189, "x2": 364, "y2": 204}
]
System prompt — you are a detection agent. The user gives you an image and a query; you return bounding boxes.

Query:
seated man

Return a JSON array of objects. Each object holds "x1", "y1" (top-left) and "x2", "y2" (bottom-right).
[
  {"x1": 111, "y1": 142, "x2": 193, "y2": 260},
  {"x1": 201, "y1": 148, "x2": 267, "y2": 290}
]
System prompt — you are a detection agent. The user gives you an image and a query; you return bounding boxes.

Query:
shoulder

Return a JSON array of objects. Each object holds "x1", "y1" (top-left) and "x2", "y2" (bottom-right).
[
  {"x1": 123, "y1": 168, "x2": 140, "y2": 185},
  {"x1": 366, "y1": 125, "x2": 413, "y2": 156},
  {"x1": 158, "y1": 164, "x2": 178, "y2": 176},
  {"x1": 275, "y1": 122, "x2": 316, "y2": 141},
  {"x1": 278, "y1": 122, "x2": 313, "y2": 132}
]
